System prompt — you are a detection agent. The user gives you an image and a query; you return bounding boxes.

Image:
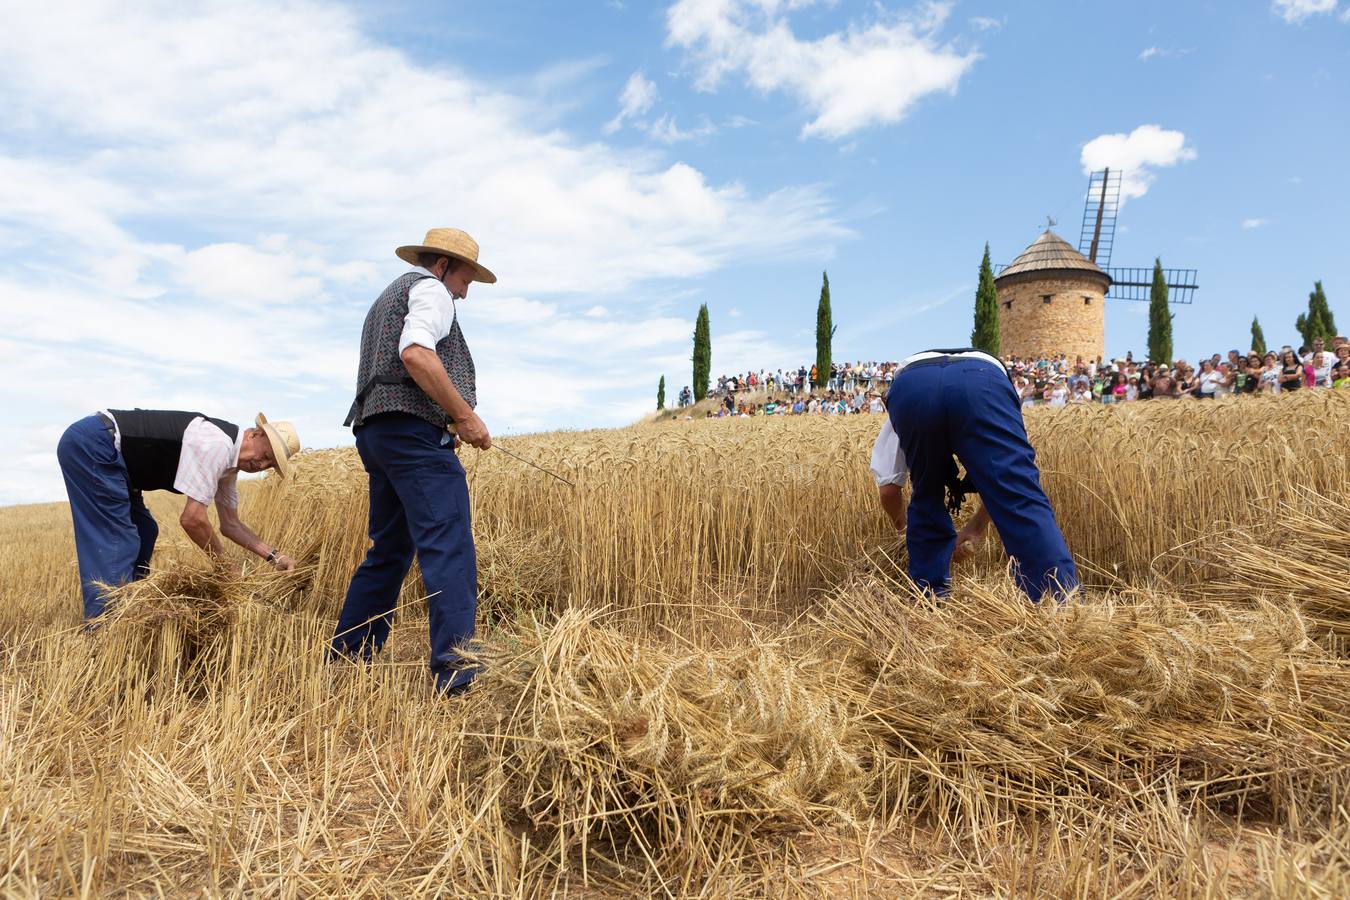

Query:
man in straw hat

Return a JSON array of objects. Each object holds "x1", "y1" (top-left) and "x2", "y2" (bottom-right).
[
  {"x1": 870, "y1": 347, "x2": 1078, "y2": 603},
  {"x1": 332, "y1": 227, "x2": 495, "y2": 695},
  {"x1": 56, "y1": 408, "x2": 301, "y2": 619}
]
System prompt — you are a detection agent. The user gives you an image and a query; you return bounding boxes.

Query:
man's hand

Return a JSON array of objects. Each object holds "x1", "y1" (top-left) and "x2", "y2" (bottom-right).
[
  {"x1": 952, "y1": 502, "x2": 993, "y2": 563},
  {"x1": 454, "y1": 412, "x2": 492, "y2": 450},
  {"x1": 272, "y1": 554, "x2": 296, "y2": 572},
  {"x1": 952, "y1": 531, "x2": 981, "y2": 562}
]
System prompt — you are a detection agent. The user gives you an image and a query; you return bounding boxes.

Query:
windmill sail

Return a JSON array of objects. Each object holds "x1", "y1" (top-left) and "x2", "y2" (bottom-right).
[
  {"x1": 1079, "y1": 168, "x2": 1121, "y2": 266},
  {"x1": 1103, "y1": 267, "x2": 1199, "y2": 303}
]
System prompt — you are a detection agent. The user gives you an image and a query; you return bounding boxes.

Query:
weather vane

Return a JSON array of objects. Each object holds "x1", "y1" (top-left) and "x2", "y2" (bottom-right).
[{"x1": 1045, "y1": 215, "x2": 1057, "y2": 229}]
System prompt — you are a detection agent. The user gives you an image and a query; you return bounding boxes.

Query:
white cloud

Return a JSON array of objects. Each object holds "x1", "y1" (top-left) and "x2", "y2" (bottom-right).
[
  {"x1": 969, "y1": 16, "x2": 1002, "y2": 32},
  {"x1": 1271, "y1": 0, "x2": 1338, "y2": 23},
  {"x1": 1080, "y1": 125, "x2": 1197, "y2": 202},
  {"x1": 1137, "y1": 45, "x2": 1193, "y2": 61},
  {"x1": 1242, "y1": 218, "x2": 1270, "y2": 229},
  {"x1": 0, "y1": 0, "x2": 851, "y2": 504},
  {"x1": 603, "y1": 70, "x2": 659, "y2": 133},
  {"x1": 646, "y1": 114, "x2": 719, "y2": 143},
  {"x1": 585, "y1": 305, "x2": 610, "y2": 317},
  {"x1": 665, "y1": 0, "x2": 979, "y2": 140}
]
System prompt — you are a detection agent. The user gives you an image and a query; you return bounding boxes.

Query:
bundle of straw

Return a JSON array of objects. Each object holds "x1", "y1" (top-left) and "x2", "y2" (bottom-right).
[
  {"x1": 820, "y1": 574, "x2": 1348, "y2": 824},
  {"x1": 461, "y1": 608, "x2": 874, "y2": 883}
]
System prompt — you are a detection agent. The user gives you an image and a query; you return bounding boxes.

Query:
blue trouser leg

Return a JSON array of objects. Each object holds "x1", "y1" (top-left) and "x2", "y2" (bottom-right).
[
  {"x1": 129, "y1": 490, "x2": 158, "y2": 580},
  {"x1": 332, "y1": 427, "x2": 416, "y2": 660},
  {"x1": 890, "y1": 366, "x2": 959, "y2": 594},
  {"x1": 57, "y1": 415, "x2": 141, "y2": 619},
  {"x1": 944, "y1": 360, "x2": 1080, "y2": 601},
  {"x1": 332, "y1": 414, "x2": 478, "y2": 690}
]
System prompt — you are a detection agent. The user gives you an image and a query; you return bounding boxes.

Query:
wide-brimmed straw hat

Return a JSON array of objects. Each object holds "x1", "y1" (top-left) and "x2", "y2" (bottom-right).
[
  {"x1": 255, "y1": 413, "x2": 300, "y2": 478},
  {"x1": 395, "y1": 228, "x2": 497, "y2": 284}
]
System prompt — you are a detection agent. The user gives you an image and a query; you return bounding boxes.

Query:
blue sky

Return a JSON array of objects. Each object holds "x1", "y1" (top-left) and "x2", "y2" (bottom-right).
[{"x1": 1, "y1": 0, "x2": 1347, "y2": 504}]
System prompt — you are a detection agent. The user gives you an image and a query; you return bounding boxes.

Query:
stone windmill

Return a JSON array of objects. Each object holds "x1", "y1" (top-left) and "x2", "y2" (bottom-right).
[{"x1": 994, "y1": 168, "x2": 1199, "y2": 362}]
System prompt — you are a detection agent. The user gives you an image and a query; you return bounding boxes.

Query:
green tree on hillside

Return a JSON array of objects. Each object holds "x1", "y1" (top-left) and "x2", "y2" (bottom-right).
[
  {"x1": 1250, "y1": 316, "x2": 1266, "y2": 356},
  {"x1": 815, "y1": 271, "x2": 834, "y2": 389},
  {"x1": 657, "y1": 375, "x2": 665, "y2": 411},
  {"x1": 1295, "y1": 280, "x2": 1337, "y2": 347},
  {"x1": 692, "y1": 304, "x2": 711, "y2": 401},
  {"x1": 970, "y1": 243, "x2": 1000, "y2": 355},
  {"x1": 1147, "y1": 257, "x2": 1173, "y2": 365}
]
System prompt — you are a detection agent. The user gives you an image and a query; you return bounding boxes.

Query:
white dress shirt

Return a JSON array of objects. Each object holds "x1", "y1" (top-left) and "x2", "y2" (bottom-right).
[{"x1": 398, "y1": 267, "x2": 458, "y2": 355}]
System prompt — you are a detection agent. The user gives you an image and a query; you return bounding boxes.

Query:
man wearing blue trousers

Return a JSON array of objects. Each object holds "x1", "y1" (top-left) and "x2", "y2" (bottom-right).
[
  {"x1": 57, "y1": 409, "x2": 300, "y2": 619},
  {"x1": 332, "y1": 228, "x2": 497, "y2": 695},
  {"x1": 870, "y1": 348, "x2": 1079, "y2": 602}
]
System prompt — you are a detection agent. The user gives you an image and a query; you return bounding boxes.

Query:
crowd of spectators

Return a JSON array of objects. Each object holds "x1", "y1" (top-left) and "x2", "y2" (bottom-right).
[
  {"x1": 1005, "y1": 335, "x2": 1349, "y2": 406},
  {"x1": 673, "y1": 336, "x2": 1350, "y2": 416}
]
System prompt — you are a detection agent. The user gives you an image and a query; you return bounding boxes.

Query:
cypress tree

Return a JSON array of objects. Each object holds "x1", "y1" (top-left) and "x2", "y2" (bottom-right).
[
  {"x1": 1146, "y1": 257, "x2": 1173, "y2": 365},
  {"x1": 1250, "y1": 315, "x2": 1266, "y2": 356},
  {"x1": 1311, "y1": 281, "x2": 1337, "y2": 342},
  {"x1": 692, "y1": 304, "x2": 711, "y2": 401},
  {"x1": 657, "y1": 375, "x2": 665, "y2": 410},
  {"x1": 814, "y1": 271, "x2": 834, "y2": 389},
  {"x1": 970, "y1": 242, "x2": 1000, "y2": 355},
  {"x1": 1296, "y1": 281, "x2": 1337, "y2": 346}
]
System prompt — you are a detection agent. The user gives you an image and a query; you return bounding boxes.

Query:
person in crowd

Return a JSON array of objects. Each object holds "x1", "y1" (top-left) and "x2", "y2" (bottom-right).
[
  {"x1": 1196, "y1": 359, "x2": 1221, "y2": 399},
  {"x1": 1332, "y1": 360, "x2": 1350, "y2": 389},
  {"x1": 1108, "y1": 371, "x2": 1127, "y2": 404},
  {"x1": 1259, "y1": 352, "x2": 1281, "y2": 393},
  {"x1": 1152, "y1": 370, "x2": 1177, "y2": 398},
  {"x1": 870, "y1": 348, "x2": 1078, "y2": 602},
  {"x1": 1279, "y1": 348, "x2": 1305, "y2": 393},
  {"x1": 333, "y1": 227, "x2": 495, "y2": 696},
  {"x1": 1308, "y1": 351, "x2": 1332, "y2": 388},
  {"x1": 57, "y1": 408, "x2": 300, "y2": 620}
]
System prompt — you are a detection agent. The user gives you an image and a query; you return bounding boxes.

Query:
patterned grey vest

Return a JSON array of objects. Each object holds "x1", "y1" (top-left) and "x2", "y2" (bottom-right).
[{"x1": 344, "y1": 271, "x2": 477, "y2": 429}]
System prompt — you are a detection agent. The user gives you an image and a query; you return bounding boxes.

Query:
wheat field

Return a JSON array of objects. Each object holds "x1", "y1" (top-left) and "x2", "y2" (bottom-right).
[{"x1": 1, "y1": 392, "x2": 1348, "y2": 897}]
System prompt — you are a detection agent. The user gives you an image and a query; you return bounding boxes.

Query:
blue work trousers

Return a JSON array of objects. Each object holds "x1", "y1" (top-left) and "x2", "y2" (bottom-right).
[
  {"x1": 889, "y1": 358, "x2": 1079, "y2": 601},
  {"x1": 57, "y1": 415, "x2": 159, "y2": 619},
  {"x1": 332, "y1": 413, "x2": 478, "y2": 691}
]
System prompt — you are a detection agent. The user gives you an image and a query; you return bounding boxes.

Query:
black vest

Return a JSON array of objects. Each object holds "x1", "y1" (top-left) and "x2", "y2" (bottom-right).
[{"x1": 108, "y1": 409, "x2": 239, "y2": 493}]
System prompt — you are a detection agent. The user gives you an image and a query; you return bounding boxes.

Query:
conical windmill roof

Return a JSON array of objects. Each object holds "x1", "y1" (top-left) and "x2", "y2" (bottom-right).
[{"x1": 996, "y1": 230, "x2": 1110, "y2": 283}]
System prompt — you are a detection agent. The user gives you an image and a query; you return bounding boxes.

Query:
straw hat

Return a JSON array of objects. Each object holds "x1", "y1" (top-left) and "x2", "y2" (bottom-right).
[
  {"x1": 395, "y1": 228, "x2": 497, "y2": 284},
  {"x1": 255, "y1": 413, "x2": 300, "y2": 478}
]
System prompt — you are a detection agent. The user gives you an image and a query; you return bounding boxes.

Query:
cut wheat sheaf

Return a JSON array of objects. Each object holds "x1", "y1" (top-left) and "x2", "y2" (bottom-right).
[{"x1": 1, "y1": 390, "x2": 1347, "y2": 896}]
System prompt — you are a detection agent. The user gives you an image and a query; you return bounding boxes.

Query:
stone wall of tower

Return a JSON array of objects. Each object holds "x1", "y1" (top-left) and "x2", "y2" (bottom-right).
[{"x1": 996, "y1": 275, "x2": 1107, "y2": 363}]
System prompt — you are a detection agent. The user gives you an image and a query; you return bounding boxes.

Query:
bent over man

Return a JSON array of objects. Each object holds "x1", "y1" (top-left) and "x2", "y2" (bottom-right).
[
  {"x1": 57, "y1": 408, "x2": 300, "y2": 619},
  {"x1": 871, "y1": 348, "x2": 1078, "y2": 602},
  {"x1": 332, "y1": 228, "x2": 495, "y2": 695}
]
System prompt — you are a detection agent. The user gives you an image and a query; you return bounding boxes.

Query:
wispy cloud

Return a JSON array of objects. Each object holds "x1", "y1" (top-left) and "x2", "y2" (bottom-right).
[
  {"x1": 665, "y1": 0, "x2": 979, "y2": 140},
  {"x1": 1080, "y1": 125, "x2": 1197, "y2": 202},
  {"x1": 1271, "y1": 0, "x2": 1339, "y2": 23},
  {"x1": 969, "y1": 16, "x2": 1003, "y2": 32},
  {"x1": 1137, "y1": 45, "x2": 1194, "y2": 61},
  {"x1": 603, "y1": 70, "x2": 659, "y2": 134},
  {"x1": 1242, "y1": 218, "x2": 1270, "y2": 229}
]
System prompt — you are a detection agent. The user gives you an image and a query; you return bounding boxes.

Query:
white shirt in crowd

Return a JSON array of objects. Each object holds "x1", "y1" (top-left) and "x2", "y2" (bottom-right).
[
  {"x1": 1198, "y1": 369, "x2": 1222, "y2": 396},
  {"x1": 100, "y1": 411, "x2": 242, "y2": 508},
  {"x1": 398, "y1": 266, "x2": 459, "y2": 355}
]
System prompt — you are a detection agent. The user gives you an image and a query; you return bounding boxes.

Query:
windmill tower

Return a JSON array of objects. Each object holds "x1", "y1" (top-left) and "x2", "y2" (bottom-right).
[{"x1": 995, "y1": 168, "x2": 1199, "y2": 362}]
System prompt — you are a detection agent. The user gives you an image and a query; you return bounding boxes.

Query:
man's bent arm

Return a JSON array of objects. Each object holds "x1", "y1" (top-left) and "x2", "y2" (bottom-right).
[
  {"x1": 401, "y1": 345, "x2": 491, "y2": 448},
  {"x1": 878, "y1": 483, "x2": 907, "y2": 535},
  {"x1": 217, "y1": 504, "x2": 293, "y2": 569},
  {"x1": 180, "y1": 498, "x2": 227, "y2": 561}
]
